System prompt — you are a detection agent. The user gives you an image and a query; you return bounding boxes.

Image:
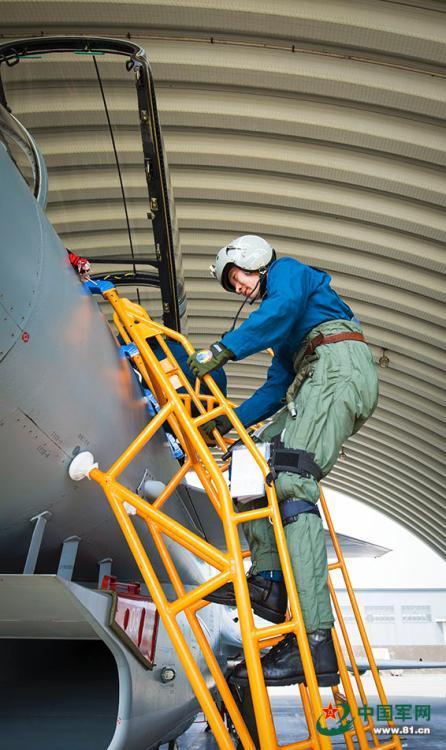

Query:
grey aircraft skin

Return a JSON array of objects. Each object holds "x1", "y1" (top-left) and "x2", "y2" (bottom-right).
[{"x1": 0, "y1": 100, "x2": 239, "y2": 750}]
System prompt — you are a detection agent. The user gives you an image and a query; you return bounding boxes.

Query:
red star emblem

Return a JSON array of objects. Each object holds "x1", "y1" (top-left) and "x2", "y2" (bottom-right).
[{"x1": 322, "y1": 702, "x2": 339, "y2": 720}]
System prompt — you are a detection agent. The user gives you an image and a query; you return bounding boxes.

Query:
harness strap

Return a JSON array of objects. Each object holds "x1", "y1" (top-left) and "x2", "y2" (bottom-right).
[
  {"x1": 267, "y1": 436, "x2": 323, "y2": 485},
  {"x1": 280, "y1": 498, "x2": 321, "y2": 527},
  {"x1": 235, "y1": 495, "x2": 320, "y2": 530},
  {"x1": 304, "y1": 331, "x2": 365, "y2": 357}
]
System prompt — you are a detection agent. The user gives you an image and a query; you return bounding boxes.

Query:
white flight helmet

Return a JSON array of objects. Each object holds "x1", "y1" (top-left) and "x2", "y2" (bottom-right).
[{"x1": 210, "y1": 235, "x2": 276, "y2": 292}]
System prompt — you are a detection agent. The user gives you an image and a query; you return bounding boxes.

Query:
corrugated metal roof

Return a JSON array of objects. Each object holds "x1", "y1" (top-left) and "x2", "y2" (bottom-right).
[{"x1": 1, "y1": 0, "x2": 445, "y2": 556}]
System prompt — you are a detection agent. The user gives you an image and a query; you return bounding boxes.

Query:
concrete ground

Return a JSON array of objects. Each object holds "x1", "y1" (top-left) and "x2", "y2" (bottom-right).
[{"x1": 169, "y1": 674, "x2": 446, "y2": 749}]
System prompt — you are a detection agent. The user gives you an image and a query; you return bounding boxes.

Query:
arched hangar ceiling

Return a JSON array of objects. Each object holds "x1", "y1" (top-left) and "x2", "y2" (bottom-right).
[{"x1": 1, "y1": 0, "x2": 445, "y2": 557}]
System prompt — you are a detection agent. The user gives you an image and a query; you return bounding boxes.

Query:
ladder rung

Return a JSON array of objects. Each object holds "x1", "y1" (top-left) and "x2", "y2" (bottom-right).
[
  {"x1": 282, "y1": 740, "x2": 316, "y2": 750},
  {"x1": 328, "y1": 561, "x2": 342, "y2": 570},
  {"x1": 193, "y1": 405, "x2": 227, "y2": 427},
  {"x1": 255, "y1": 620, "x2": 297, "y2": 641},
  {"x1": 233, "y1": 507, "x2": 272, "y2": 524},
  {"x1": 361, "y1": 722, "x2": 373, "y2": 732},
  {"x1": 169, "y1": 570, "x2": 232, "y2": 616},
  {"x1": 344, "y1": 721, "x2": 373, "y2": 739}
]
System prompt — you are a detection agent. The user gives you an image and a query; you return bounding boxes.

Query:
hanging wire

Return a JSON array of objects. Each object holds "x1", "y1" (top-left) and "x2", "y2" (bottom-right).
[{"x1": 92, "y1": 55, "x2": 141, "y2": 305}]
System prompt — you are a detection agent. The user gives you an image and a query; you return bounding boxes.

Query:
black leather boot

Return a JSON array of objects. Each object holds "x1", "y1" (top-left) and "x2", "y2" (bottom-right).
[
  {"x1": 229, "y1": 629, "x2": 339, "y2": 687},
  {"x1": 204, "y1": 573, "x2": 287, "y2": 624}
]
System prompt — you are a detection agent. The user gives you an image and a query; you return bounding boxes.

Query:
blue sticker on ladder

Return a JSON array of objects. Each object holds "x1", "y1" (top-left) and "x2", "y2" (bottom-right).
[
  {"x1": 143, "y1": 388, "x2": 159, "y2": 416},
  {"x1": 166, "y1": 432, "x2": 184, "y2": 460},
  {"x1": 142, "y1": 388, "x2": 184, "y2": 459},
  {"x1": 83, "y1": 279, "x2": 115, "y2": 294},
  {"x1": 120, "y1": 343, "x2": 139, "y2": 359}
]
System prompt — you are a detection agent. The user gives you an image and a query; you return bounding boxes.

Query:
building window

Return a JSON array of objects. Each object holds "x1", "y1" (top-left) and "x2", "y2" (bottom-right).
[
  {"x1": 401, "y1": 605, "x2": 432, "y2": 623},
  {"x1": 365, "y1": 606, "x2": 395, "y2": 623}
]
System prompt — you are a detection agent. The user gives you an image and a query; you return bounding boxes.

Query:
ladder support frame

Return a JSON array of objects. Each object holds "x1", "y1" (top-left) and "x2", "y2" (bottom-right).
[{"x1": 84, "y1": 286, "x2": 402, "y2": 750}]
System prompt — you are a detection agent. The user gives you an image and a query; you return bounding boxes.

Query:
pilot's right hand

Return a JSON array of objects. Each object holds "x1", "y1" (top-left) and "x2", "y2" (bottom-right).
[{"x1": 200, "y1": 414, "x2": 232, "y2": 443}]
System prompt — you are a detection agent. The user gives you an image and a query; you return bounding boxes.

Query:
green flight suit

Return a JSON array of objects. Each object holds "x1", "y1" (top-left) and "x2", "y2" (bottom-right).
[{"x1": 241, "y1": 319, "x2": 379, "y2": 632}]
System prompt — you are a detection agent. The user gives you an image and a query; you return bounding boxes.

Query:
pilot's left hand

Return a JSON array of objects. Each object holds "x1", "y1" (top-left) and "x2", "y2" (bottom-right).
[{"x1": 187, "y1": 342, "x2": 233, "y2": 378}]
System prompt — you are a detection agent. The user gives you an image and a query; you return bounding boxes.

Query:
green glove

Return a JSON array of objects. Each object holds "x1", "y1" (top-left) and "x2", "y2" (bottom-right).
[
  {"x1": 201, "y1": 414, "x2": 233, "y2": 441},
  {"x1": 187, "y1": 342, "x2": 233, "y2": 378}
]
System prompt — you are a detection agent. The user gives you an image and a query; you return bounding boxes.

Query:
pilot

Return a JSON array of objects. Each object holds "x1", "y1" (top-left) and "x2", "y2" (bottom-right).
[{"x1": 187, "y1": 235, "x2": 379, "y2": 687}]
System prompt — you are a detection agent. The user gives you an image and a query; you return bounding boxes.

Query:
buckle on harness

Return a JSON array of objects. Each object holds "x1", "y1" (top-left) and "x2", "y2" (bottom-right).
[{"x1": 266, "y1": 466, "x2": 276, "y2": 486}]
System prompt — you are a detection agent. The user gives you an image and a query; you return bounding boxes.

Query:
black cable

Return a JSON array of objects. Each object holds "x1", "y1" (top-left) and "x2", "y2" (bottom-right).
[
  {"x1": 227, "y1": 296, "x2": 249, "y2": 334},
  {"x1": 92, "y1": 55, "x2": 141, "y2": 305}
]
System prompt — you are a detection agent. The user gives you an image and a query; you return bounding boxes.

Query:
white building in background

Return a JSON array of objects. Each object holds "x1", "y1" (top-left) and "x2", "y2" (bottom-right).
[{"x1": 335, "y1": 588, "x2": 446, "y2": 646}]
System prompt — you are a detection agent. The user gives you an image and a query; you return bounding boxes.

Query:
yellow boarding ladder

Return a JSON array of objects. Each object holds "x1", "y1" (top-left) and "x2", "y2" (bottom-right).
[{"x1": 82, "y1": 285, "x2": 403, "y2": 750}]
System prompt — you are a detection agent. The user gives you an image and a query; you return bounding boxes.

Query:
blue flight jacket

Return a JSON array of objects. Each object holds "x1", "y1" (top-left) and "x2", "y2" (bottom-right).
[{"x1": 221, "y1": 257, "x2": 353, "y2": 427}]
